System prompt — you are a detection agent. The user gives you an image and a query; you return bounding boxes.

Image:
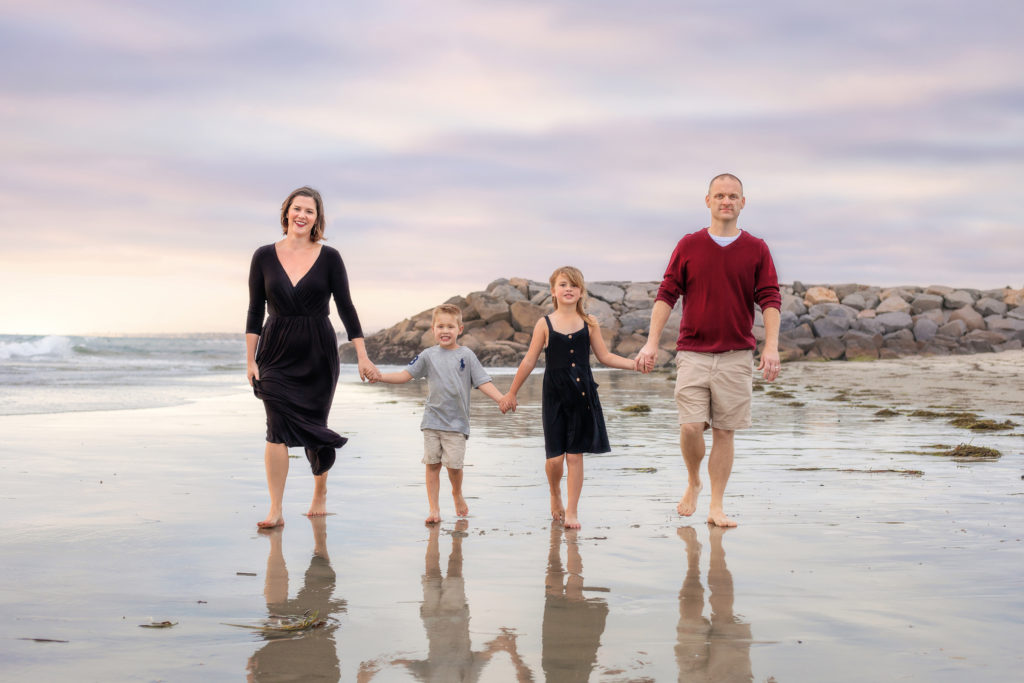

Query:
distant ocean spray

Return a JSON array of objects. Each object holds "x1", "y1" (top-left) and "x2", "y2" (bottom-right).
[{"x1": 0, "y1": 334, "x2": 248, "y2": 416}]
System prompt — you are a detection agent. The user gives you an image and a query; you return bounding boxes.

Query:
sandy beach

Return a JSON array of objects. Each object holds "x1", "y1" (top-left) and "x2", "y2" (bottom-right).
[{"x1": 1, "y1": 352, "x2": 1022, "y2": 681}]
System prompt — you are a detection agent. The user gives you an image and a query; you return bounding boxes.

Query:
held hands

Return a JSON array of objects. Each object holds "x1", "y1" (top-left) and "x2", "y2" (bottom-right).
[
  {"x1": 634, "y1": 342, "x2": 658, "y2": 374},
  {"x1": 499, "y1": 393, "x2": 518, "y2": 414},
  {"x1": 358, "y1": 357, "x2": 381, "y2": 383}
]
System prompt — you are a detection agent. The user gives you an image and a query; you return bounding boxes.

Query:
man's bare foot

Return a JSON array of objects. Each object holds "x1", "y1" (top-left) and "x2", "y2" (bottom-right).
[
  {"x1": 454, "y1": 493, "x2": 469, "y2": 517},
  {"x1": 677, "y1": 482, "x2": 702, "y2": 516},
  {"x1": 425, "y1": 508, "x2": 441, "y2": 524},
  {"x1": 257, "y1": 513, "x2": 284, "y2": 529},
  {"x1": 564, "y1": 513, "x2": 581, "y2": 529},
  {"x1": 707, "y1": 509, "x2": 737, "y2": 527},
  {"x1": 550, "y1": 494, "x2": 565, "y2": 522}
]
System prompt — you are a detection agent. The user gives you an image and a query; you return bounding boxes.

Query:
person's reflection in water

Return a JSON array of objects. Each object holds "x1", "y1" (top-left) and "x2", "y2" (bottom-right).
[
  {"x1": 394, "y1": 520, "x2": 532, "y2": 682},
  {"x1": 675, "y1": 526, "x2": 753, "y2": 682},
  {"x1": 542, "y1": 521, "x2": 609, "y2": 682},
  {"x1": 246, "y1": 517, "x2": 346, "y2": 682}
]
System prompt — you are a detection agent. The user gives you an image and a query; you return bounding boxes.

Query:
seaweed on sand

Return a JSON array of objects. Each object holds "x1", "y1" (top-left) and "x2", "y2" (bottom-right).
[
  {"x1": 621, "y1": 404, "x2": 651, "y2": 413},
  {"x1": 224, "y1": 609, "x2": 325, "y2": 633}
]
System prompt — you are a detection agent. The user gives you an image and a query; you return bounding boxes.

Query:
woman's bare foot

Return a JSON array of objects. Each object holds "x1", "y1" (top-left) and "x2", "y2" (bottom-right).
[
  {"x1": 305, "y1": 493, "x2": 327, "y2": 517},
  {"x1": 677, "y1": 481, "x2": 702, "y2": 516},
  {"x1": 257, "y1": 507, "x2": 284, "y2": 528},
  {"x1": 564, "y1": 513, "x2": 581, "y2": 529},
  {"x1": 453, "y1": 493, "x2": 469, "y2": 517},
  {"x1": 707, "y1": 508, "x2": 737, "y2": 527},
  {"x1": 550, "y1": 494, "x2": 565, "y2": 522},
  {"x1": 425, "y1": 508, "x2": 441, "y2": 524}
]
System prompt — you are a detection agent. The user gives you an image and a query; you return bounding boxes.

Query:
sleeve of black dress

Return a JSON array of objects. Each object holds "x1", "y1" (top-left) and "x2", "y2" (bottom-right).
[
  {"x1": 326, "y1": 248, "x2": 364, "y2": 340},
  {"x1": 245, "y1": 247, "x2": 267, "y2": 335}
]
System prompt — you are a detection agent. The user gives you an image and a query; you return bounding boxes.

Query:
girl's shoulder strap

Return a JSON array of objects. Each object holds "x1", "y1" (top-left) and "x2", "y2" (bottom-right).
[{"x1": 543, "y1": 315, "x2": 554, "y2": 332}]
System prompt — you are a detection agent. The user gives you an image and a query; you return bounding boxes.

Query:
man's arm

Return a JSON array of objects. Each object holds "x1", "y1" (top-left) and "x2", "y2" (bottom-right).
[
  {"x1": 756, "y1": 307, "x2": 780, "y2": 381},
  {"x1": 636, "y1": 300, "x2": 673, "y2": 372}
]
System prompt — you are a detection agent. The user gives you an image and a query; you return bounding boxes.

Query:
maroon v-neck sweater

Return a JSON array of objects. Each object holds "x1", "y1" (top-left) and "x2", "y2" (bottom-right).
[{"x1": 655, "y1": 228, "x2": 781, "y2": 353}]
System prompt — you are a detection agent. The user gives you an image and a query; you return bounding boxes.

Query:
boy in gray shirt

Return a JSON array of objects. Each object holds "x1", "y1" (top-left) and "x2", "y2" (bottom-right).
[{"x1": 374, "y1": 304, "x2": 505, "y2": 524}]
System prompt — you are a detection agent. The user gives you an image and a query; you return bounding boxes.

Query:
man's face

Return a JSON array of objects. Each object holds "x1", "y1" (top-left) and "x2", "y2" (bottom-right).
[{"x1": 706, "y1": 178, "x2": 745, "y2": 222}]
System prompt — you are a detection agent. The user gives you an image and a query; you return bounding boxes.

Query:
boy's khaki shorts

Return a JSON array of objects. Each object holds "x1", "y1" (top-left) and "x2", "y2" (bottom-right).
[
  {"x1": 422, "y1": 428, "x2": 467, "y2": 469},
  {"x1": 674, "y1": 349, "x2": 754, "y2": 431}
]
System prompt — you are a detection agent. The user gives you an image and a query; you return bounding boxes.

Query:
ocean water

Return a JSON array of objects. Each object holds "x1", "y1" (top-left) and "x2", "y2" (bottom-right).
[
  {"x1": 0, "y1": 334, "x2": 521, "y2": 417},
  {"x1": 0, "y1": 334, "x2": 250, "y2": 416}
]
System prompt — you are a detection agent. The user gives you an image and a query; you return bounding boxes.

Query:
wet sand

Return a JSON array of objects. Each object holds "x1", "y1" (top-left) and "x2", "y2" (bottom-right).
[{"x1": 1, "y1": 352, "x2": 1022, "y2": 681}]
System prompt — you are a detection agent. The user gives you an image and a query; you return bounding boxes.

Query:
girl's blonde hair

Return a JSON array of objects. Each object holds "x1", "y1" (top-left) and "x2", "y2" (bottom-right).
[{"x1": 549, "y1": 266, "x2": 597, "y2": 326}]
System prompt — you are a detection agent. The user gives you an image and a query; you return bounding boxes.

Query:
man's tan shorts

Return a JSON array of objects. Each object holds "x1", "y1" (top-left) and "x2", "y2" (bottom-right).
[
  {"x1": 674, "y1": 349, "x2": 754, "y2": 431},
  {"x1": 422, "y1": 428, "x2": 467, "y2": 469}
]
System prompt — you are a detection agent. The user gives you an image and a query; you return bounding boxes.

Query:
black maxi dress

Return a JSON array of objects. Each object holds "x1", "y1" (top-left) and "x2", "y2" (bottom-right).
[
  {"x1": 246, "y1": 244, "x2": 363, "y2": 475},
  {"x1": 541, "y1": 316, "x2": 611, "y2": 458}
]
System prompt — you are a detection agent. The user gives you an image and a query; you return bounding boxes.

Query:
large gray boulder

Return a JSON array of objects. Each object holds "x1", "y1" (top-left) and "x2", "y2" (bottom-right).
[
  {"x1": 842, "y1": 330, "x2": 881, "y2": 360},
  {"x1": 587, "y1": 282, "x2": 625, "y2": 304},
  {"x1": 876, "y1": 311, "x2": 914, "y2": 334},
  {"x1": 780, "y1": 323, "x2": 817, "y2": 352},
  {"x1": 781, "y1": 293, "x2": 808, "y2": 316},
  {"x1": 976, "y1": 297, "x2": 1008, "y2": 317},
  {"x1": 948, "y1": 306, "x2": 985, "y2": 331},
  {"x1": 913, "y1": 317, "x2": 939, "y2": 342},
  {"x1": 624, "y1": 283, "x2": 656, "y2": 306},
  {"x1": 876, "y1": 295, "x2": 912, "y2": 314},
  {"x1": 618, "y1": 307, "x2": 654, "y2": 335},
  {"x1": 962, "y1": 329, "x2": 1008, "y2": 353},
  {"x1": 985, "y1": 315, "x2": 1024, "y2": 340},
  {"x1": 910, "y1": 293, "x2": 944, "y2": 314},
  {"x1": 943, "y1": 290, "x2": 975, "y2": 309},
  {"x1": 466, "y1": 292, "x2": 510, "y2": 323},
  {"x1": 509, "y1": 301, "x2": 546, "y2": 332},
  {"x1": 937, "y1": 319, "x2": 968, "y2": 338}
]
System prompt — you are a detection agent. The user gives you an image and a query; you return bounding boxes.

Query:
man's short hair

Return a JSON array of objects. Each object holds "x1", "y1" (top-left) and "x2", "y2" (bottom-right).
[
  {"x1": 708, "y1": 173, "x2": 743, "y2": 194},
  {"x1": 432, "y1": 303, "x2": 463, "y2": 326}
]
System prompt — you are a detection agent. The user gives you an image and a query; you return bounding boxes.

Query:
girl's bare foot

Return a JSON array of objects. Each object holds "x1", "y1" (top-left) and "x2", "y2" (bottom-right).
[
  {"x1": 425, "y1": 508, "x2": 441, "y2": 524},
  {"x1": 677, "y1": 481, "x2": 702, "y2": 516},
  {"x1": 550, "y1": 494, "x2": 565, "y2": 521},
  {"x1": 564, "y1": 513, "x2": 581, "y2": 529},
  {"x1": 453, "y1": 493, "x2": 469, "y2": 517}
]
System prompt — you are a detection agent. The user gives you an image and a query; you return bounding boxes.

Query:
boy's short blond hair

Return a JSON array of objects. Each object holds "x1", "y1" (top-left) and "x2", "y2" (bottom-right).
[{"x1": 431, "y1": 303, "x2": 463, "y2": 326}]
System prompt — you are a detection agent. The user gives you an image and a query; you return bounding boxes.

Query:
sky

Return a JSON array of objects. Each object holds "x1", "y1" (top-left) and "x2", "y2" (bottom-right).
[{"x1": 1, "y1": 0, "x2": 1021, "y2": 335}]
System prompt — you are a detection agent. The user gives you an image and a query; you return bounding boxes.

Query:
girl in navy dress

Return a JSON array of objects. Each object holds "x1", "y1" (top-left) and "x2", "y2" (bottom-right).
[{"x1": 501, "y1": 266, "x2": 639, "y2": 528}]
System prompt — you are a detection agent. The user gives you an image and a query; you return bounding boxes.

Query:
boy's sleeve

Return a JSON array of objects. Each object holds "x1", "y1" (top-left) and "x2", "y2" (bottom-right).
[
  {"x1": 467, "y1": 350, "x2": 492, "y2": 388},
  {"x1": 406, "y1": 350, "x2": 429, "y2": 379}
]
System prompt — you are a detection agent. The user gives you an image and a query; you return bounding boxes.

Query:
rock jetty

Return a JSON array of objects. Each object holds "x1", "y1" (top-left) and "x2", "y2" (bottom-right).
[{"x1": 340, "y1": 278, "x2": 1024, "y2": 366}]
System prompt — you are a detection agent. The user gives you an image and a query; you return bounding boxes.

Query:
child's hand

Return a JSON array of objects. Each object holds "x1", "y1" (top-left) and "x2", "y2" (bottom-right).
[{"x1": 499, "y1": 394, "x2": 517, "y2": 413}]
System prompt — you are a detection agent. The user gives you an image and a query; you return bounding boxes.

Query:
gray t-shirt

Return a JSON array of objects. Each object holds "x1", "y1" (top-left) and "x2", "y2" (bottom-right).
[{"x1": 406, "y1": 345, "x2": 492, "y2": 436}]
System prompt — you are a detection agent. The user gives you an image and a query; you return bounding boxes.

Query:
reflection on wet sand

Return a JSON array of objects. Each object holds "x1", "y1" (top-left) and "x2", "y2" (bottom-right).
[
  {"x1": 676, "y1": 526, "x2": 753, "y2": 682},
  {"x1": 543, "y1": 521, "x2": 610, "y2": 682},
  {"x1": 246, "y1": 517, "x2": 346, "y2": 682},
  {"x1": 368, "y1": 521, "x2": 531, "y2": 682}
]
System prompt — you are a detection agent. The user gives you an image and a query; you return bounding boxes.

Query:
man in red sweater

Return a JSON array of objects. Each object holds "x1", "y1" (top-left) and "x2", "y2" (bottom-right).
[{"x1": 637, "y1": 174, "x2": 781, "y2": 527}]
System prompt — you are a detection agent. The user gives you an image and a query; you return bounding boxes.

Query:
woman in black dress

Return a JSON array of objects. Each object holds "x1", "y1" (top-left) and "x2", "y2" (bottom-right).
[{"x1": 246, "y1": 186, "x2": 379, "y2": 528}]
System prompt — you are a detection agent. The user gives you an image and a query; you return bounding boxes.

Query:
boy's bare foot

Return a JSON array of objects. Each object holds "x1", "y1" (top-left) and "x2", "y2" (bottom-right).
[
  {"x1": 707, "y1": 509, "x2": 737, "y2": 527},
  {"x1": 550, "y1": 494, "x2": 565, "y2": 522},
  {"x1": 677, "y1": 481, "x2": 702, "y2": 516},
  {"x1": 257, "y1": 515, "x2": 284, "y2": 529},
  {"x1": 564, "y1": 513, "x2": 581, "y2": 529},
  {"x1": 453, "y1": 493, "x2": 469, "y2": 517},
  {"x1": 425, "y1": 508, "x2": 441, "y2": 524}
]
